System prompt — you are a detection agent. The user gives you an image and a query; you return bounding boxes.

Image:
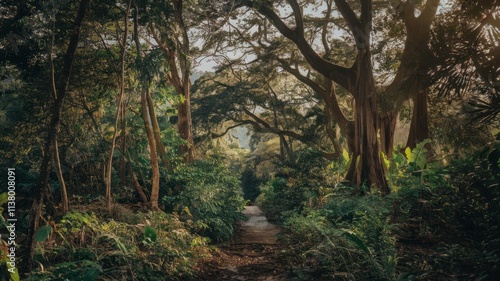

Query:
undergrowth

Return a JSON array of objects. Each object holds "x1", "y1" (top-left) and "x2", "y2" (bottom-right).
[
  {"x1": 256, "y1": 141, "x2": 500, "y2": 280},
  {"x1": 27, "y1": 210, "x2": 211, "y2": 281},
  {"x1": 23, "y1": 154, "x2": 246, "y2": 280},
  {"x1": 163, "y1": 156, "x2": 246, "y2": 241}
]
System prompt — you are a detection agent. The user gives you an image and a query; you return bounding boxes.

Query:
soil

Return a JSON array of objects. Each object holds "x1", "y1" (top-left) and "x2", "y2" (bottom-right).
[{"x1": 197, "y1": 206, "x2": 286, "y2": 281}]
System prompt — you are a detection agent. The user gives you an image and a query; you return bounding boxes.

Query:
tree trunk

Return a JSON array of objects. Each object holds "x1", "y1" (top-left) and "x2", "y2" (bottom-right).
[
  {"x1": 128, "y1": 162, "x2": 148, "y2": 203},
  {"x1": 146, "y1": 89, "x2": 171, "y2": 170},
  {"x1": 104, "y1": 100, "x2": 122, "y2": 210},
  {"x1": 177, "y1": 82, "x2": 195, "y2": 162},
  {"x1": 25, "y1": 0, "x2": 91, "y2": 273},
  {"x1": 379, "y1": 110, "x2": 398, "y2": 158},
  {"x1": 243, "y1": 0, "x2": 390, "y2": 192},
  {"x1": 345, "y1": 50, "x2": 390, "y2": 195},
  {"x1": 119, "y1": 102, "x2": 127, "y2": 189},
  {"x1": 132, "y1": 5, "x2": 159, "y2": 209},
  {"x1": 149, "y1": 0, "x2": 195, "y2": 163},
  {"x1": 381, "y1": 0, "x2": 439, "y2": 154},
  {"x1": 50, "y1": 24, "x2": 69, "y2": 215},
  {"x1": 406, "y1": 90, "x2": 429, "y2": 149},
  {"x1": 141, "y1": 86, "x2": 161, "y2": 210},
  {"x1": 105, "y1": 1, "x2": 131, "y2": 210},
  {"x1": 325, "y1": 106, "x2": 342, "y2": 161},
  {"x1": 53, "y1": 139, "x2": 69, "y2": 214}
]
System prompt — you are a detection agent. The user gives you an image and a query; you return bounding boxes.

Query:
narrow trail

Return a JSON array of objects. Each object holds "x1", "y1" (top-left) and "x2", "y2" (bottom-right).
[{"x1": 198, "y1": 206, "x2": 286, "y2": 281}]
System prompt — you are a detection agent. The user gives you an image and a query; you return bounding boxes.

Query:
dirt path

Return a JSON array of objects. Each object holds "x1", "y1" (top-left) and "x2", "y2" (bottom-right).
[{"x1": 198, "y1": 206, "x2": 286, "y2": 281}]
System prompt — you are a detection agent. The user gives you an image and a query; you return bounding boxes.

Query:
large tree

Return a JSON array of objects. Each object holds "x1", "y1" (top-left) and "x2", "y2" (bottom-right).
[{"x1": 222, "y1": 0, "x2": 441, "y2": 194}]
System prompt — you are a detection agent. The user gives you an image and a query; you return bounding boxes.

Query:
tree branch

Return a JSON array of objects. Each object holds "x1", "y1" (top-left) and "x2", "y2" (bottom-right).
[
  {"x1": 418, "y1": 0, "x2": 440, "y2": 27},
  {"x1": 399, "y1": 1, "x2": 416, "y2": 27},
  {"x1": 149, "y1": 23, "x2": 183, "y2": 93},
  {"x1": 360, "y1": 0, "x2": 372, "y2": 33},
  {"x1": 239, "y1": 0, "x2": 354, "y2": 91},
  {"x1": 209, "y1": 121, "x2": 255, "y2": 138},
  {"x1": 276, "y1": 58, "x2": 350, "y2": 127},
  {"x1": 287, "y1": 0, "x2": 304, "y2": 37},
  {"x1": 333, "y1": 0, "x2": 361, "y2": 35}
]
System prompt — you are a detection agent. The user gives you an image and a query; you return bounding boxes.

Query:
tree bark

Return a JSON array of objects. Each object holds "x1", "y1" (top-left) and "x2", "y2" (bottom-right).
[
  {"x1": 146, "y1": 90, "x2": 171, "y2": 170},
  {"x1": 345, "y1": 50, "x2": 390, "y2": 195},
  {"x1": 119, "y1": 99, "x2": 127, "y2": 189},
  {"x1": 325, "y1": 106, "x2": 342, "y2": 161},
  {"x1": 381, "y1": 0, "x2": 439, "y2": 155},
  {"x1": 128, "y1": 161, "x2": 149, "y2": 203},
  {"x1": 104, "y1": 99, "x2": 122, "y2": 210},
  {"x1": 53, "y1": 140, "x2": 69, "y2": 214},
  {"x1": 141, "y1": 86, "x2": 161, "y2": 210},
  {"x1": 174, "y1": 0, "x2": 195, "y2": 162},
  {"x1": 133, "y1": 2, "x2": 160, "y2": 209},
  {"x1": 50, "y1": 22, "x2": 69, "y2": 215},
  {"x1": 379, "y1": 110, "x2": 398, "y2": 158},
  {"x1": 25, "y1": 0, "x2": 91, "y2": 273},
  {"x1": 177, "y1": 82, "x2": 195, "y2": 162},
  {"x1": 406, "y1": 90, "x2": 429, "y2": 149}
]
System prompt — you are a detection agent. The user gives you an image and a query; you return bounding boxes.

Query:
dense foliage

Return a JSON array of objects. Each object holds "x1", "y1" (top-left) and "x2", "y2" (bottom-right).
[
  {"x1": 163, "y1": 157, "x2": 246, "y2": 241},
  {"x1": 26, "y1": 210, "x2": 211, "y2": 280},
  {"x1": 256, "y1": 138, "x2": 500, "y2": 280}
]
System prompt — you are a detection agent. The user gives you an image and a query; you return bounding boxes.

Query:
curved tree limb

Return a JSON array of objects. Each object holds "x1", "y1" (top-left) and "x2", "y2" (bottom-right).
[{"x1": 238, "y1": 0, "x2": 354, "y2": 91}]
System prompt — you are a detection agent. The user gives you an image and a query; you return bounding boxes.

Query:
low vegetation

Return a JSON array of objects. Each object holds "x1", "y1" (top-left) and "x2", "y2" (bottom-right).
[{"x1": 256, "y1": 139, "x2": 500, "y2": 280}]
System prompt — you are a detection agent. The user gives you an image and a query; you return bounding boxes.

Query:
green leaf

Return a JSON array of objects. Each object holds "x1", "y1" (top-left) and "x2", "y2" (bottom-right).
[
  {"x1": 404, "y1": 147, "x2": 412, "y2": 160},
  {"x1": 8, "y1": 267, "x2": 20, "y2": 281},
  {"x1": 409, "y1": 139, "x2": 431, "y2": 170},
  {"x1": 341, "y1": 229, "x2": 371, "y2": 255},
  {"x1": 183, "y1": 206, "x2": 193, "y2": 218},
  {"x1": 393, "y1": 151, "x2": 406, "y2": 168},
  {"x1": 342, "y1": 148, "x2": 350, "y2": 162},
  {"x1": 144, "y1": 226, "x2": 157, "y2": 242},
  {"x1": 50, "y1": 260, "x2": 101, "y2": 281},
  {"x1": 82, "y1": 267, "x2": 100, "y2": 281},
  {"x1": 380, "y1": 151, "x2": 390, "y2": 170},
  {"x1": 115, "y1": 239, "x2": 128, "y2": 253},
  {"x1": 35, "y1": 225, "x2": 52, "y2": 242}
]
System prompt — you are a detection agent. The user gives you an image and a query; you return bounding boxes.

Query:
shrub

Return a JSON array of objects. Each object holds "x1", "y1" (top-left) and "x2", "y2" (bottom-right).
[
  {"x1": 256, "y1": 148, "x2": 334, "y2": 222},
  {"x1": 162, "y1": 156, "x2": 246, "y2": 241},
  {"x1": 391, "y1": 140, "x2": 500, "y2": 280},
  {"x1": 27, "y1": 211, "x2": 211, "y2": 281},
  {"x1": 256, "y1": 176, "x2": 305, "y2": 222},
  {"x1": 282, "y1": 193, "x2": 397, "y2": 281}
]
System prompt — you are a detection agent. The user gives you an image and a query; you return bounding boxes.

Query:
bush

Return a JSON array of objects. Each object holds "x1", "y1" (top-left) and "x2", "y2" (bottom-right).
[
  {"x1": 282, "y1": 193, "x2": 397, "y2": 281},
  {"x1": 162, "y1": 156, "x2": 246, "y2": 241},
  {"x1": 256, "y1": 141, "x2": 500, "y2": 280},
  {"x1": 255, "y1": 149, "x2": 397, "y2": 280},
  {"x1": 256, "y1": 148, "x2": 333, "y2": 222},
  {"x1": 391, "y1": 140, "x2": 500, "y2": 280},
  {"x1": 256, "y1": 176, "x2": 305, "y2": 222}
]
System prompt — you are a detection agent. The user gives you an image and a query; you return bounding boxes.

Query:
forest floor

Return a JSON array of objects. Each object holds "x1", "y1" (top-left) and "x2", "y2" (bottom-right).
[{"x1": 197, "y1": 206, "x2": 286, "y2": 281}]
